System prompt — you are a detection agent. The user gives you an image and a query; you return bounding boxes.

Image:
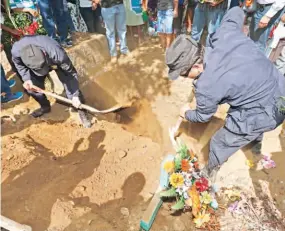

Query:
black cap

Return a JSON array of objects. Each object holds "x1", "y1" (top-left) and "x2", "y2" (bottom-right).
[
  {"x1": 20, "y1": 44, "x2": 50, "y2": 76},
  {"x1": 166, "y1": 35, "x2": 200, "y2": 80}
]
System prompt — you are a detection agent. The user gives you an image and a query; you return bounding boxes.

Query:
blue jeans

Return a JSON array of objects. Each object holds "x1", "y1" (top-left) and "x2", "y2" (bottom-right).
[
  {"x1": 63, "y1": 0, "x2": 76, "y2": 32},
  {"x1": 80, "y1": 7, "x2": 105, "y2": 34},
  {"x1": 191, "y1": 5, "x2": 226, "y2": 42},
  {"x1": 250, "y1": 5, "x2": 284, "y2": 52},
  {"x1": 1, "y1": 66, "x2": 11, "y2": 94},
  {"x1": 38, "y1": 0, "x2": 70, "y2": 42},
  {"x1": 101, "y1": 4, "x2": 128, "y2": 57}
]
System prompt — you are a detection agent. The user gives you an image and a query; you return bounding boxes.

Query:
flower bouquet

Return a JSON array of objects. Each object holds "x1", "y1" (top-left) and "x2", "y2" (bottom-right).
[
  {"x1": 160, "y1": 140, "x2": 219, "y2": 228},
  {"x1": 3, "y1": 12, "x2": 46, "y2": 46}
]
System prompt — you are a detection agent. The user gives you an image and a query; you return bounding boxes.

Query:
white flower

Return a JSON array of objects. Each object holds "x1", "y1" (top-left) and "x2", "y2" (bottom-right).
[
  {"x1": 183, "y1": 191, "x2": 189, "y2": 200},
  {"x1": 192, "y1": 171, "x2": 200, "y2": 179},
  {"x1": 176, "y1": 187, "x2": 184, "y2": 196}
]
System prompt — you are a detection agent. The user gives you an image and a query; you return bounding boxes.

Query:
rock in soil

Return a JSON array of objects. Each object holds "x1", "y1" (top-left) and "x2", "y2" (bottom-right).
[
  {"x1": 6, "y1": 154, "x2": 14, "y2": 161},
  {"x1": 118, "y1": 150, "x2": 127, "y2": 159},
  {"x1": 120, "y1": 207, "x2": 130, "y2": 217}
]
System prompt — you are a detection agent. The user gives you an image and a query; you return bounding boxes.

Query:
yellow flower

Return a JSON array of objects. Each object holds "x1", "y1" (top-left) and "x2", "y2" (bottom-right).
[
  {"x1": 200, "y1": 191, "x2": 212, "y2": 205},
  {"x1": 245, "y1": 159, "x2": 255, "y2": 169},
  {"x1": 163, "y1": 161, "x2": 175, "y2": 173},
  {"x1": 193, "y1": 211, "x2": 211, "y2": 228},
  {"x1": 169, "y1": 173, "x2": 184, "y2": 188}
]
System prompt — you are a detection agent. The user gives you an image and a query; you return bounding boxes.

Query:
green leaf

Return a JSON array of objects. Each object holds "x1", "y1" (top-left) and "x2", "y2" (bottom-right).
[
  {"x1": 177, "y1": 143, "x2": 189, "y2": 159},
  {"x1": 174, "y1": 156, "x2": 182, "y2": 171},
  {"x1": 160, "y1": 188, "x2": 176, "y2": 198},
  {"x1": 171, "y1": 198, "x2": 185, "y2": 210}
]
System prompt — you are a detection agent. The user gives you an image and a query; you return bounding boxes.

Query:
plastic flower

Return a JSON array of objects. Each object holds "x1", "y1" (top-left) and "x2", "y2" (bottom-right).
[
  {"x1": 200, "y1": 191, "x2": 212, "y2": 204},
  {"x1": 163, "y1": 161, "x2": 174, "y2": 173},
  {"x1": 195, "y1": 177, "x2": 209, "y2": 192},
  {"x1": 193, "y1": 211, "x2": 211, "y2": 228},
  {"x1": 170, "y1": 173, "x2": 184, "y2": 188},
  {"x1": 181, "y1": 159, "x2": 190, "y2": 172},
  {"x1": 193, "y1": 161, "x2": 199, "y2": 169}
]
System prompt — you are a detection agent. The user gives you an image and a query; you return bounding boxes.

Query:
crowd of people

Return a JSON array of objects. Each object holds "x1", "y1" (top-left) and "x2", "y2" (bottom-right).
[{"x1": 0, "y1": 0, "x2": 284, "y2": 112}]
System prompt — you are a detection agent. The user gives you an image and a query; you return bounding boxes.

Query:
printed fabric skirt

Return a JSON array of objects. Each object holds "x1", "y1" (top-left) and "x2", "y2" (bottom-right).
[{"x1": 157, "y1": 9, "x2": 173, "y2": 34}]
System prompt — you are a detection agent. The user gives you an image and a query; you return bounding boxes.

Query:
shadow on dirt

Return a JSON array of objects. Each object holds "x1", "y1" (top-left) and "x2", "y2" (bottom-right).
[
  {"x1": 1, "y1": 130, "x2": 106, "y2": 231},
  {"x1": 63, "y1": 172, "x2": 147, "y2": 231}
]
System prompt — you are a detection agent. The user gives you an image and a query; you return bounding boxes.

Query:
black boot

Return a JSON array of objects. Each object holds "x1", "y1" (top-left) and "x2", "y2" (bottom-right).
[
  {"x1": 30, "y1": 106, "x2": 51, "y2": 118},
  {"x1": 251, "y1": 141, "x2": 262, "y2": 155}
]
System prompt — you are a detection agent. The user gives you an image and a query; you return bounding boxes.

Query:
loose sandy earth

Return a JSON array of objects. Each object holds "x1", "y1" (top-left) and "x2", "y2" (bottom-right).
[{"x1": 1, "y1": 35, "x2": 285, "y2": 231}]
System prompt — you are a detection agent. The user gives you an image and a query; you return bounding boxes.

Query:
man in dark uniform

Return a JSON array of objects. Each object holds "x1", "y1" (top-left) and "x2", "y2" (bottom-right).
[
  {"x1": 11, "y1": 35, "x2": 91, "y2": 128},
  {"x1": 166, "y1": 7, "x2": 285, "y2": 176}
]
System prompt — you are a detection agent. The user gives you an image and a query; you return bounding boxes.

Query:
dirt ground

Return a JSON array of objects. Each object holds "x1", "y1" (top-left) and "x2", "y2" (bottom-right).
[{"x1": 1, "y1": 35, "x2": 285, "y2": 231}]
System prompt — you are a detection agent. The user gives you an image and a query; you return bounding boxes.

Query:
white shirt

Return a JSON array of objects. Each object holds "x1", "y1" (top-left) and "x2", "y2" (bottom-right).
[
  {"x1": 79, "y1": 0, "x2": 92, "y2": 7},
  {"x1": 257, "y1": 0, "x2": 285, "y2": 18}
]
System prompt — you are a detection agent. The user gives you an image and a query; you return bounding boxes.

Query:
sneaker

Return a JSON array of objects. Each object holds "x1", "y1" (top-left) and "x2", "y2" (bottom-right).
[
  {"x1": 121, "y1": 51, "x2": 132, "y2": 57},
  {"x1": 30, "y1": 106, "x2": 51, "y2": 118},
  {"x1": 60, "y1": 39, "x2": 73, "y2": 48},
  {"x1": 1, "y1": 92, "x2": 23, "y2": 103},
  {"x1": 78, "y1": 110, "x2": 92, "y2": 128},
  {"x1": 110, "y1": 56, "x2": 118, "y2": 64},
  {"x1": 8, "y1": 79, "x2": 16, "y2": 88}
]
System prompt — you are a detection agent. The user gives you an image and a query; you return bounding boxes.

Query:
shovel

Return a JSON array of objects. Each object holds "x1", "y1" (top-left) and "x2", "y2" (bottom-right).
[{"x1": 35, "y1": 88, "x2": 132, "y2": 114}]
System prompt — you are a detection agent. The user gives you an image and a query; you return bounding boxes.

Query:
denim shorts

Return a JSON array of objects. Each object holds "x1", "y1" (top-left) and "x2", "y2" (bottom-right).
[{"x1": 157, "y1": 9, "x2": 173, "y2": 34}]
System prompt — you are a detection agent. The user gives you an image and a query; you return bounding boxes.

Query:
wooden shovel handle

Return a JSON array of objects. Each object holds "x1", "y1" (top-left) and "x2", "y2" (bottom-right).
[{"x1": 38, "y1": 89, "x2": 130, "y2": 114}]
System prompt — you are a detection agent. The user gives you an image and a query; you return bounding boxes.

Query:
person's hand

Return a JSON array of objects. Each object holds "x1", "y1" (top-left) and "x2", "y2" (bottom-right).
[
  {"x1": 210, "y1": 0, "x2": 221, "y2": 7},
  {"x1": 92, "y1": 0, "x2": 100, "y2": 4},
  {"x1": 72, "y1": 96, "x2": 82, "y2": 109},
  {"x1": 180, "y1": 103, "x2": 191, "y2": 119},
  {"x1": 27, "y1": 8, "x2": 39, "y2": 17},
  {"x1": 92, "y1": 2, "x2": 98, "y2": 10},
  {"x1": 23, "y1": 80, "x2": 34, "y2": 91},
  {"x1": 9, "y1": 28, "x2": 22, "y2": 37},
  {"x1": 258, "y1": 15, "x2": 271, "y2": 28},
  {"x1": 173, "y1": 9, "x2": 178, "y2": 18},
  {"x1": 281, "y1": 13, "x2": 285, "y2": 23}
]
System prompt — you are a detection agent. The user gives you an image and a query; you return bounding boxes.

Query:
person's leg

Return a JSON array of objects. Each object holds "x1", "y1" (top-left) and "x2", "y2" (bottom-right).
[
  {"x1": 55, "y1": 68, "x2": 91, "y2": 127},
  {"x1": 63, "y1": 0, "x2": 76, "y2": 32},
  {"x1": 115, "y1": 4, "x2": 129, "y2": 55},
  {"x1": 157, "y1": 10, "x2": 167, "y2": 49},
  {"x1": 187, "y1": 7, "x2": 194, "y2": 33},
  {"x1": 80, "y1": 7, "x2": 96, "y2": 33},
  {"x1": 165, "y1": 9, "x2": 174, "y2": 48},
  {"x1": 27, "y1": 75, "x2": 51, "y2": 117},
  {"x1": 93, "y1": 6, "x2": 106, "y2": 34},
  {"x1": 1, "y1": 66, "x2": 11, "y2": 94},
  {"x1": 38, "y1": 0, "x2": 57, "y2": 39},
  {"x1": 51, "y1": 0, "x2": 69, "y2": 43},
  {"x1": 191, "y1": 5, "x2": 206, "y2": 42},
  {"x1": 101, "y1": 6, "x2": 117, "y2": 57},
  {"x1": 207, "y1": 127, "x2": 262, "y2": 171},
  {"x1": 0, "y1": 66, "x2": 23, "y2": 104},
  {"x1": 250, "y1": 6, "x2": 284, "y2": 52},
  {"x1": 207, "y1": 8, "x2": 225, "y2": 40}
]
